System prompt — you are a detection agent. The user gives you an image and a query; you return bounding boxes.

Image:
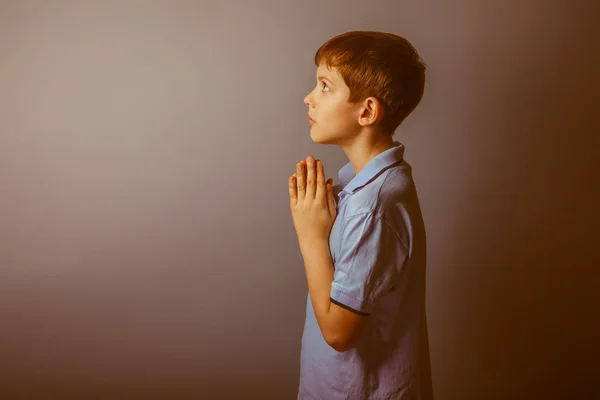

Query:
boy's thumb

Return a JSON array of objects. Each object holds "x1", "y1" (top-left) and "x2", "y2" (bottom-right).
[{"x1": 326, "y1": 179, "x2": 336, "y2": 217}]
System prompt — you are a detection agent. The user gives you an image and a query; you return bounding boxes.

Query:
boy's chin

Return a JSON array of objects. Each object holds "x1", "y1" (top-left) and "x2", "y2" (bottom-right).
[{"x1": 310, "y1": 128, "x2": 336, "y2": 145}]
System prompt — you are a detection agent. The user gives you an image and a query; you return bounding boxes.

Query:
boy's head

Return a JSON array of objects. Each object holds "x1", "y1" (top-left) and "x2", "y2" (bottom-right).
[{"x1": 304, "y1": 31, "x2": 426, "y2": 145}]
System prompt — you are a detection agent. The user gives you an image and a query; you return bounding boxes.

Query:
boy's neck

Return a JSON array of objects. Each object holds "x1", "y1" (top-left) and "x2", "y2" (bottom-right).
[{"x1": 340, "y1": 134, "x2": 397, "y2": 176}]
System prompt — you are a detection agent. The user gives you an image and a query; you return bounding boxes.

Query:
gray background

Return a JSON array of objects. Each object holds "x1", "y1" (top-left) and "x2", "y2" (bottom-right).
[{"x1": 1, "y1": 0, "x2": 598, "y2": 399}]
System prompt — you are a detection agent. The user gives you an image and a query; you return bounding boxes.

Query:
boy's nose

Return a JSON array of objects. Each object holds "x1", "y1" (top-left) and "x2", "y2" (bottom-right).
[{"x1": 304, "y1": 93, "x2": 313, "y2": 107}]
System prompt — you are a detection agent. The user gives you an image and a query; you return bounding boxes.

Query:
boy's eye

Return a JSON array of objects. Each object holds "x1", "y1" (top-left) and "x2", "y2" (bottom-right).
[{"x1": 321, "y1": 82, "x2": 329, "y2": 92}]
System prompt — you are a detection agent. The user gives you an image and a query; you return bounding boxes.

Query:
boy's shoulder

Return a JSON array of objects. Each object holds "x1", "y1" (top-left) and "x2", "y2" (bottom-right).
[{"x1": 342, "y1": 162, "x2": 417, "y2": 214}]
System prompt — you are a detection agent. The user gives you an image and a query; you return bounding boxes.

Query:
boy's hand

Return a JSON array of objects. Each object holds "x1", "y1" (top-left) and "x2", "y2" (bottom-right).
[{"x1": 289, "y1": 156, "x2": 337, "y2": 247}]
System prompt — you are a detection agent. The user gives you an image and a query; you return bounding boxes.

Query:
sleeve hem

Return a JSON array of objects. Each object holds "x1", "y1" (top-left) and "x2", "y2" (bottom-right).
[{"x1": 330, "y1": 285, "x2": 371, "y2": 316}]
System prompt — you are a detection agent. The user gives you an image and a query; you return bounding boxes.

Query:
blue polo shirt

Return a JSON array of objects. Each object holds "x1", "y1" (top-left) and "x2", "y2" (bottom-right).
[{"x1": 298, "y1": 141, "x2": 430, "y2": 399}]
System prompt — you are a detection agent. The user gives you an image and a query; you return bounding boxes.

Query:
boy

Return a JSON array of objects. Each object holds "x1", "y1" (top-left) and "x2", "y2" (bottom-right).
[{"x1": 288, "y1": 31, "x2": 432, "y2": 399}]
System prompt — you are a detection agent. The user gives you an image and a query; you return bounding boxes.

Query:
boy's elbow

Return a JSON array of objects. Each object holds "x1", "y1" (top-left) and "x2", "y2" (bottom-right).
[
  {"x1": 327, "y1": 339, "x2": 345, "y2": 352},
  {"x1": 326, "y1": 336, "x2": 353, "y2": 353}
]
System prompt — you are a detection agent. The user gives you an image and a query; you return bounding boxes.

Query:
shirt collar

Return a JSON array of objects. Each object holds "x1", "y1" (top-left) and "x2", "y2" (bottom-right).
[{"x1": 336, "y1": 140, "x2": 405, "y2": 201}]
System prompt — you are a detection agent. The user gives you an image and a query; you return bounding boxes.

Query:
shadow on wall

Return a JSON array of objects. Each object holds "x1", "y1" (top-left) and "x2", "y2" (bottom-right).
[{"x1": 434, "y1": 10, "x2": 598, "y2": 400}]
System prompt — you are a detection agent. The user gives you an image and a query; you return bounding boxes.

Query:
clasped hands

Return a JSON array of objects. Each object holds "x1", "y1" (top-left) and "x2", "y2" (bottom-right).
[{"x1": 288, "y1": 156, "x2": 337, "y2": 246}]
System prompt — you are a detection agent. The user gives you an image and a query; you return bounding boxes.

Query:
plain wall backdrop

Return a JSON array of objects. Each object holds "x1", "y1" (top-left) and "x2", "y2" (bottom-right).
[{"x1": 1, "y1": 0, "x2": 598, "y2": 399}]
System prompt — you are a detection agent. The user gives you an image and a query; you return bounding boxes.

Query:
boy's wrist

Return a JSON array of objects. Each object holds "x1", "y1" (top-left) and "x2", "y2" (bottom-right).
[{"x1": 299, "y1": 236, "x2": 329, "y2": 256}]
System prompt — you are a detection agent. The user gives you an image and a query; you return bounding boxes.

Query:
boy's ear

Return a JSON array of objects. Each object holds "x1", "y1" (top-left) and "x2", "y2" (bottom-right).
[{"x1": 358, "y1": 97, "x2": 384, "y2": 127}]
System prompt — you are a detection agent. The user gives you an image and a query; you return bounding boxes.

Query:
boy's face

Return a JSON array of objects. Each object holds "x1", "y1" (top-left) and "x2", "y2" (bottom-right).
[{"x1": 304, "y1": 63, "x2": 361, "y2": 144}]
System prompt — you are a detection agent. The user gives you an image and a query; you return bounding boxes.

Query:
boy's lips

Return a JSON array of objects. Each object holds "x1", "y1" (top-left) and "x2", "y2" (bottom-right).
[{"x1": 308, "y1": 115, "x2": 316, "y2": 122}]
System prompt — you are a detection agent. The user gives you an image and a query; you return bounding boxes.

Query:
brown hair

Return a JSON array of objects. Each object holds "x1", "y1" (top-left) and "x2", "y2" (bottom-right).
[{"x1": 314, "y1": 31, "x2": 427, "y2": 135}]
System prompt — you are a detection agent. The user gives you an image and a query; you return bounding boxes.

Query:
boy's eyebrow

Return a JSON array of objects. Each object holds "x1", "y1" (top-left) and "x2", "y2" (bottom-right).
[{"x1": 318, "y1": 75, "x2": 335, "y2": 85}]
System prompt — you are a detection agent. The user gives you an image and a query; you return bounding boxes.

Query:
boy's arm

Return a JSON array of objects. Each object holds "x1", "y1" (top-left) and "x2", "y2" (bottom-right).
[{"x1": 300, "y1": 238, "x2": 367, "y2": 352}]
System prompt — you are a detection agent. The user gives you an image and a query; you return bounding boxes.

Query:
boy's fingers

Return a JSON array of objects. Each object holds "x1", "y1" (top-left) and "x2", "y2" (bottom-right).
[
  {"x1": 289, "y1": 174, "x2": 297, "y2": 202},
  {"x1": 315, "y1": 160, "x2": 326, "y2": 200},
  {"x1": 305, "y1": 157, "x2": 316, "y2": 199},
  {"x1": 296, "y1": 162, "x2": 305, "y2": 199}
]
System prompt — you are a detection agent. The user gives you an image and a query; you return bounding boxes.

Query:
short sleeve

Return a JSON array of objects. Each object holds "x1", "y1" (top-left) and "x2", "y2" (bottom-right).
[{"x1": 330, "y1": 212, "x2": 408, "y2": 316}]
